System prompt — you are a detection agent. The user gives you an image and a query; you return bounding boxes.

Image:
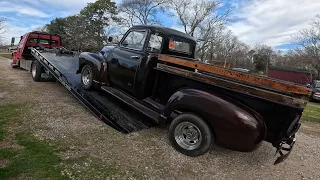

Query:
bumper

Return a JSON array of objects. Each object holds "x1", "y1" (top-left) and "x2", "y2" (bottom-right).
[
  {"x1": 273, "y1": 115, "x2": 301, "y2": 165},
  {"x1": 274, "y1": 136, "x2": 296, "y2": 165},
  {"x1": 312, "y1": 95, "x2": 320, "y2": 101},
  {"x1": 10, "y1": 59, "x2": 18, "y2": 66}
]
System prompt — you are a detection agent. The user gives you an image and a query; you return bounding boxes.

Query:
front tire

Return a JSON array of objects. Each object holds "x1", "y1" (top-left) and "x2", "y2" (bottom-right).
[
  {"x1": 169, "y1": 113, "x2": 214, "y2": 157},
  {"x1": 81, "y1": 65, "x2": 94, "y2": 90},
  {"x1": 31, "y1": 61, "x2": 42, "y2": 82}
]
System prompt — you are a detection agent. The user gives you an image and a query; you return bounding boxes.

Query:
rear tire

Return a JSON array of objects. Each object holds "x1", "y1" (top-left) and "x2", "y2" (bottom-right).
[
  {"x1": 81, "y1": 65, "x2": 94, "y2": 90},
  {"x1": 31, "y1": 61, "x2": 42, "y2": 82},
  {"x1": 169, "y1": 113, "x2": 214, "y2": 157}
]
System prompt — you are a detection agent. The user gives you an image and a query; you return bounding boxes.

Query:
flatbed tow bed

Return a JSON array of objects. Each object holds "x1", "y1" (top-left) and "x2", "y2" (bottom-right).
[{"x1": 31, "y1": 48, "x2": 159, "y2": 133}]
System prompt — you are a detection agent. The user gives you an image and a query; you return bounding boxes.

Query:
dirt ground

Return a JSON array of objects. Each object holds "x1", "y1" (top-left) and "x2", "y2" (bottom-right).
[{"x1": 0, "y1": 57, "x2": 320, "y2": 180}]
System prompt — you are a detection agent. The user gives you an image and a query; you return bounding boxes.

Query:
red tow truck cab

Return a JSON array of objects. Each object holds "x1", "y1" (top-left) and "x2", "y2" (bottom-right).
[{"x1": 11, "y1": 31, "x2": 61, "y2": 70}]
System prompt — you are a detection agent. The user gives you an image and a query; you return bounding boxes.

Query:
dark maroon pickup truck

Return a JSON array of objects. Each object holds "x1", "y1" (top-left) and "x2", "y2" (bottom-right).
[{"x1": 76, "y1": 25, "x2": 311, "y2": 164}]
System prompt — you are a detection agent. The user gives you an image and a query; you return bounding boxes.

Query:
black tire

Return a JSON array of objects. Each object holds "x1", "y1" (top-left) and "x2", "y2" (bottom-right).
[
  {"x1": 31, "y1": 61, "x2": 42, "y2": 82},
  {"x1": 169, "y1": 113, "x2": 214, "y2": 157},
  {"x1": 81, "y1": 64, "x2": 94, "y2": 90}
]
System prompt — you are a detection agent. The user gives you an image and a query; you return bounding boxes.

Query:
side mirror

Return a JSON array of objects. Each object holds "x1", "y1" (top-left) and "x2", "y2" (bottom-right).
[
  {"x1": 108, "y1": 36, "x2": 113, "y2": 43},
  {"x1": 307, "y1": 84, "x2": 311, "y2": 88},
  {"x1": 11, "y1": 37, "x2": 15, "y2": 47}
]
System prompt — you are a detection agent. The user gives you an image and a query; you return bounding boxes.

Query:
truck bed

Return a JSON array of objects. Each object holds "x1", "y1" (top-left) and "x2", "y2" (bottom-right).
[
  {"x1": 31, "y1": 49, "x2": 158, "y2": 133},
  {"x1": 158, "y1": 54, "x2": 311, "y2": 98},
  {"x1": 157, "y1": 54, "x2": 310, "y2": 109}
]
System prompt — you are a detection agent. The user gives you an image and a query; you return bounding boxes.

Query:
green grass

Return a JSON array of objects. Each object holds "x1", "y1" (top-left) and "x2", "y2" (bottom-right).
[
  {"x1": 301, "y1": 102, "x2": 320, "y2": 123},
  {"x1": 0, "y1": 54, "x2": 12, "y2": 59},
  {"x1": 0, "y1": 104, "x2": 68, "y2": 180},
  {"x1": 0, "y1": 104, "x2": 20, "y2": 141}
]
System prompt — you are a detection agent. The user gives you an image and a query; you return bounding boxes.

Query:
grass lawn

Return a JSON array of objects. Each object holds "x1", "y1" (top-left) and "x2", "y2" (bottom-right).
[
  {"x1": 0, "y1": 104, "x2": 68, "y2": 180},
  {"x1": 0, "y1": 54, "x2": 12, "y2": 59},
  {"x1": 301, "y1": 102, "x2": 320, "y2": 123}
]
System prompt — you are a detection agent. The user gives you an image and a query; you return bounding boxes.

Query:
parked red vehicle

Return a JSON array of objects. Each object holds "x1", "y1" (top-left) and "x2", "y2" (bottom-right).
[{"x1": 10, "y1": 31, "x2": 61, "y2": 71}]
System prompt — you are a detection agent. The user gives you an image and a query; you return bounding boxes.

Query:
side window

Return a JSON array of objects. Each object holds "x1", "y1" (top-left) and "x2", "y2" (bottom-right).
[
  {"x1": 121, "y1": 30, "x2": 147, "y2": 50},
  {"x1": 147, "y1": 32, "x2": 163, "y2": 52}
]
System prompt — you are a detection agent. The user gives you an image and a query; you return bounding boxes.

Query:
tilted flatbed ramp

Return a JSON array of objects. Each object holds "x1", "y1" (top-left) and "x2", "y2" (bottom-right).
[{"x1": 31, "y1": 48, "x2": 157, "y2": 133}]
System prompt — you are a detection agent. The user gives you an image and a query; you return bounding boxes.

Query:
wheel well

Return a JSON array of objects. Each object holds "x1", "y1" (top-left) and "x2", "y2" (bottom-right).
[
  {"x1": 78, "y1": 63, "x2": 86, "y2": 74},
  {"x1": 78, "y1": 59, "x2": 94, "y2": 74},
  {"x1": 170, "y1": 108, "x2": 217, "y2": 139}
]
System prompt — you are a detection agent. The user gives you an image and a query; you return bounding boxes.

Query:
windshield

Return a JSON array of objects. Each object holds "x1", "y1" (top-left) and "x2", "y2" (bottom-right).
[{"x1": 316, "y1": 81, "x2": 320, "y2": 88}]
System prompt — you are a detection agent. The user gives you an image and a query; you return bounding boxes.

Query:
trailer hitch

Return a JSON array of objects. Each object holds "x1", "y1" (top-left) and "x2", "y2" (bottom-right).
[{"x1": 274, "y1": 136, "x2": 296, "y2": 165}]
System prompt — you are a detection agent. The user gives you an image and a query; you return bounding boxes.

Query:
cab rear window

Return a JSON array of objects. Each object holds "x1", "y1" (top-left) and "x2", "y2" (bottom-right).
[
  {"x1": 168, "y1": 37, "x2": 191, "y2": 54},
  {"x1": 29, "y1": 38, "x2": 58, "y2": 45}
]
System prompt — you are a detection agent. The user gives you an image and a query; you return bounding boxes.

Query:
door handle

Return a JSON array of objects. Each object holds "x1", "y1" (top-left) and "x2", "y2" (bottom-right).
[{"x1": 130, "y1": 56, "x2": 140, "y2": 59}]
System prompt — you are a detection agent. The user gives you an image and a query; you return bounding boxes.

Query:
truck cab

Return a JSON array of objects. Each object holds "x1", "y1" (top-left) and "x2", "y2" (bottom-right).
[
  {"x1": 78, "y1": 25, "x2": 197, "y2": 95},
  {"x1": 11, "y1": 31, "x2": 61, "y2": 70}
]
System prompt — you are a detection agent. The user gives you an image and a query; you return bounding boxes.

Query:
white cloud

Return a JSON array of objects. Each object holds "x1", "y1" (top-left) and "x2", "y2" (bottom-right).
[
  {"x1": 0, "y1": 1, "x2": 49, "y2": 18},
  {"x1": 1, "y1": 24, "x2": 31, "y2": 45},
  {"x1": 228, "y1": 0, "x2": 320, "y2": 48}
]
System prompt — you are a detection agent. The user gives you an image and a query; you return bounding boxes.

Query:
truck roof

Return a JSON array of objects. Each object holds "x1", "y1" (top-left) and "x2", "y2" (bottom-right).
[{"x1": 131, "y1": 25, "x2": 196, "y2": 42}]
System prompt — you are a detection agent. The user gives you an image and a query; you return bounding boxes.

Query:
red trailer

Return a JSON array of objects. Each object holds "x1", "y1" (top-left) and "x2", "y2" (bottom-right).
[{"x1": 268, "y1": 66, "x2": 312, "y2": 85}]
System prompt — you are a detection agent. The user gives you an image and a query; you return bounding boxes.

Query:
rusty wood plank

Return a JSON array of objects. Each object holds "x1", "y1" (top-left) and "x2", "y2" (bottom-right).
[
  {"x1": 158, "y1": 54, "x2": 311, "y2": 96},
  {"x1": 155, "y1": 63, "x2": 307, "y2": 109}
]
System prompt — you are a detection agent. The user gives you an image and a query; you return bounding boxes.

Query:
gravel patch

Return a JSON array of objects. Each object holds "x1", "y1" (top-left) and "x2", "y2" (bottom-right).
[
  {"x1": 0, "y1": 159, "x2": 11, "y2": 168},
  {"x1": 1, "y1": 56, "x2": 320, "y2": 179}
]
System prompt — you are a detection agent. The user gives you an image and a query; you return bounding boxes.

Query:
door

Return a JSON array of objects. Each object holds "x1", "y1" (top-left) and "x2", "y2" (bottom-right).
[{"x1": 108, "y1": 29, "x2": 148, "y2": 95}]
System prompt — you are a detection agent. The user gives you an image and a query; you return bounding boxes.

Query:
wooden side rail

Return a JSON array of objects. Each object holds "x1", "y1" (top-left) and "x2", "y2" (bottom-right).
[
  {"x1": 158, "y1": 54, "x2": 311, "y2": 96},
  {"x1": 155, "y1": 63, "x2": 307, "y2": 109}
]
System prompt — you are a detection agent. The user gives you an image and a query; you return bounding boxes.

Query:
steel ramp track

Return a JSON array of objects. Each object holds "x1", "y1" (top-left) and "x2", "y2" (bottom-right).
[
  {"x1": 101, "y1": 86, "x2": 161, "y2": 124},
  {"x1": 31, "y1": 48, "x2": 157, "y2": 134}
]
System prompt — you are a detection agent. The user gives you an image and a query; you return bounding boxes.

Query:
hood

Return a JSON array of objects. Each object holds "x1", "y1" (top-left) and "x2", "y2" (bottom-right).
[
  {"x1": 101, "y1": 45, "x2": 116, "y2": 53},
  {"x1": 314, "y1": 88, "x2": 320, "y2": 92}
]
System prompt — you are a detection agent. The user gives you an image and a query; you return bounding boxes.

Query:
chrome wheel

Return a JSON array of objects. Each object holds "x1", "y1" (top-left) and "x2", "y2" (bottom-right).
[
  {"x1": 82, "y1": 67, "x2": 92, "y2": 86},
  {"x1": 32, "y1": 62, "x2": 36, "y2": 78},
  {"x1": 174, "y1": 122, "x2": 202, "y2": 150}
]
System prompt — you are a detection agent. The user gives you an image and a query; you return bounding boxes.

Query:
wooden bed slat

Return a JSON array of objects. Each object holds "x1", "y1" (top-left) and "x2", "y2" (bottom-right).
[
  {"x1": 155, "y1": 63, "x2": 307, "y2": 109},
  {"x1": 158, "y1": 54, "x2": 311, "y2": 96}
]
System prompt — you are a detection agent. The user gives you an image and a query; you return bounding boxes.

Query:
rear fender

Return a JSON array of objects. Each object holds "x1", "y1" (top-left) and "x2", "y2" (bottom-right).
[{"x1": 163, "y1": 88, "x2": 266, "y2": 152}]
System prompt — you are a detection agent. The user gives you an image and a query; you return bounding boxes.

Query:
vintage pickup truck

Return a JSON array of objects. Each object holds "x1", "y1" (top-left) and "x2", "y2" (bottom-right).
[{"x1": 76, "y1": 25, "x2": 310, "y2": 164}]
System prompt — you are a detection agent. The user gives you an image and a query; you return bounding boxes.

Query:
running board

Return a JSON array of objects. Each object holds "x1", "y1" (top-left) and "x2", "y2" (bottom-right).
[{"x1": 101, "y1": 86, "x2": 164, "y2": 124}]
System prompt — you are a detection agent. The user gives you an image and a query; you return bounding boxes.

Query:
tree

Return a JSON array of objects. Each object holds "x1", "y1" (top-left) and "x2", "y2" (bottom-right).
[
  {"x1": 252, "y1": 45, "x2": 273, "y2": 73},
  {"x1": 45, "y1": 0, "x2": 120, "y2": 51},
  {"x1": 294, "y1": 14, "x2": 320, "y2": 77},
  {"x1": 0, "y1": 17, "x2": 6, "y2": 44},
  {"x1": 168, "y1": 0, "x2": 228, "y2": 36},
  {"x1": 167, "y1": 0, "x2": 230, "y2": 64},
  {"x1": 32, "y1": 26, "x2": 47, "y2": 32},
  {"x1": 119, "y1": 0, "x2": 165, "y2": 27},
  {"x1": 80, "y1": 0, "x2": 119, "y2": 49}
]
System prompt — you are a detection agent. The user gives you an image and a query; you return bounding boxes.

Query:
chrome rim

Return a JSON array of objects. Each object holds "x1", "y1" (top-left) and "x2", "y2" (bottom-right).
[
  {"x1": 82, "y1": 67, "x2": 91, "y2": 86},
  {"x1": 174, "y1": 122, "x2": 202, "y2": 150},
  {"x1": 32, "y1": 63, "x2": 36, "y2": 78}
]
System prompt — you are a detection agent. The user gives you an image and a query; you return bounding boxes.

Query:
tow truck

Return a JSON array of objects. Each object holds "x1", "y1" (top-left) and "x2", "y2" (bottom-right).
[{"x1": 11, "y1": 26, "x2": 311, "y2": 164}]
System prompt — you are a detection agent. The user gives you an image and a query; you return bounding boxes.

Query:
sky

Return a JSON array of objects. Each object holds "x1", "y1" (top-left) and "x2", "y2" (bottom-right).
[{"x1": 0, "y1": 0, "x2": 320, "y2": 50}]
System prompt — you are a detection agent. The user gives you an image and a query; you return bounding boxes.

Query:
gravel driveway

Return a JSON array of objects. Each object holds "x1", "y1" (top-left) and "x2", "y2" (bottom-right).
[{"x1": 0, "y1": 57, "x2": 320, "y2": 180}]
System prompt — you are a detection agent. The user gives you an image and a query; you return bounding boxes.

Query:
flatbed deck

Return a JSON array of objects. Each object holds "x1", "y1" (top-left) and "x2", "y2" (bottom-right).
[{"x1": 31, "y1": 48, "x2": 158, "y2": 134}]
